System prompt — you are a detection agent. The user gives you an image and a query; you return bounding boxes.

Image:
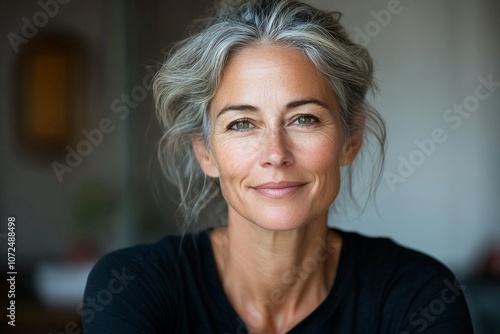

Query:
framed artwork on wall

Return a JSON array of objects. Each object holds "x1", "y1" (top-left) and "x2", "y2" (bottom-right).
[{"x1": 16, "y1": 31, "x2": 84, "y2": 154}]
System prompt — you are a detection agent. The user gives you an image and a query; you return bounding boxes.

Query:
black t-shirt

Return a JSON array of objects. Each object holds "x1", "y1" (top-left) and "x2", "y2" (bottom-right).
[{"x1": 82, "y1": 229, "x2": 474, "y2": 333}]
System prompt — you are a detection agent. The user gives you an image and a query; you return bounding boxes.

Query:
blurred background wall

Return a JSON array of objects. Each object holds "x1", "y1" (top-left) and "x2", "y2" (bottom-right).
[
  {"x1": 317, "y1": 0, "x2": 500, "y2": 279},
  {"x1": 0, "y1": 0, "x2": 498, "y2": 332}
]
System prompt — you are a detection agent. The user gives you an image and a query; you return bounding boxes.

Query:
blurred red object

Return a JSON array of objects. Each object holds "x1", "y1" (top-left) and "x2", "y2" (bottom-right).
[{"x1": 480, "y1": 246, "x2": 500, "y2": 282}]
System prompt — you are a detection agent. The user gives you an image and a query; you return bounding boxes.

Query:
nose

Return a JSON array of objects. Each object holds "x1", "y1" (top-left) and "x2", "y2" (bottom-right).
[{"x1": 259, "y1": 128, "x2": 294, "y2": 168}]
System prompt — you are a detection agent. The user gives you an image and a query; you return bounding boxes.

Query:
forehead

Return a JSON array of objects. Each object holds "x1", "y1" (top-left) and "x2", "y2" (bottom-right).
[{"x1": 211, "y1": 44, "x2": 336, "y2": 109}]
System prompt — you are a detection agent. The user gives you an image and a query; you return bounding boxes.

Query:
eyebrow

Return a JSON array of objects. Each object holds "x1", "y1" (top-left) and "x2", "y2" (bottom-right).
[
  {"x1": 216, "y1": 98, "x2": 330, "y2": 118},
  {"x1": 286, "y1": 98, "x2": 330, "y2": 111},
  {"x1": 216, "y1": 104, "x2": 259, "y2": 118}
]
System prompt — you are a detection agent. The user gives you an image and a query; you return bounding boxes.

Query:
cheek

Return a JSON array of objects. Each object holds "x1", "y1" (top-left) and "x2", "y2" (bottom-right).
[
  {"x1": 299, "y1": 137, "x2": 344, "y2": 207},
  {"x1": 295, "y1": 134, "x2": 343, "y2": 173},
  {"x1": 211, "y1": 138, "x2": 255, "y2": 180}
]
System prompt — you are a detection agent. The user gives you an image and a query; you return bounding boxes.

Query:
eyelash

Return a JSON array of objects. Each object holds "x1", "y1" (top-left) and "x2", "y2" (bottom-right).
[
  {"x1": 227, "y1": 114, "x2": 320, "y2": 131},
  {"x1": 227, "y1": 118, "x2": 254, "y2": 131},
  {"x1": 292, "y1": 113, "x2": 319, "y2": 126}
]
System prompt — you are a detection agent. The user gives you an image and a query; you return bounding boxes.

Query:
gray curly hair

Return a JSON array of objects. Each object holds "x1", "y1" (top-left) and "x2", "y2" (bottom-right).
[{"x1": 153, "y1": 0, "x2": 385, "y2": 232}]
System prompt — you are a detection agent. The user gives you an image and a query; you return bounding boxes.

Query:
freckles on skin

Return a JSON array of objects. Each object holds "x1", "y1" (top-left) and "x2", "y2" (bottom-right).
[{"x1": 206, "y1": 44, "x2": 349, "y2": 230}]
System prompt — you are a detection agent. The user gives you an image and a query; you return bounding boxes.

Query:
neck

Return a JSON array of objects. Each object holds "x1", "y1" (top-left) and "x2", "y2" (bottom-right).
[{"x1": 210, "y1": 214, "x2": 342, "y2": 333}]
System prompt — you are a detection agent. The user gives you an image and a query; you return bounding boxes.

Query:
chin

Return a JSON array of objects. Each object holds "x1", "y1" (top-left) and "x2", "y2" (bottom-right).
[{"x1": 248, "y1": 209, "x2": 313, "y2": 232}]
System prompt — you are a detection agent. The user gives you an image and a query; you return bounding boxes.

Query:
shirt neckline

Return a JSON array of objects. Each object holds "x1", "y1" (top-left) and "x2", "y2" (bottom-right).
[{"x1": 198, "y1": 228, "x2": 355, "y2": 332}]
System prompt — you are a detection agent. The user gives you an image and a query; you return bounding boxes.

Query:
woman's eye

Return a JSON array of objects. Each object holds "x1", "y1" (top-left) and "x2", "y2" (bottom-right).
[
  {"x1": 229, "y1": 119, "x2": 254, "y2": 131},
  {"x1": 294, "y1": 115, "x2": 318, "y2": 125}
]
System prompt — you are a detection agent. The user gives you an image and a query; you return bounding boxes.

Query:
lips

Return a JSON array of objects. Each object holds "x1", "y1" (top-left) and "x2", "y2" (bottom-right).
[{"x1": 251, "y1": 181, "x2": 307, "y2": 198}]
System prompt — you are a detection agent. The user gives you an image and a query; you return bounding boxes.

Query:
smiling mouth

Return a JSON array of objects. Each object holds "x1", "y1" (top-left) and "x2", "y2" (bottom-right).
[{"x1": 251, "y1": 181, "x2": 307, "y2": 199}]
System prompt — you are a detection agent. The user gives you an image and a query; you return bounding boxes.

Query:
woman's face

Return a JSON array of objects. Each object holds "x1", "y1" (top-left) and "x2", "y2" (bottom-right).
[{"x1": 194, "y1": 45, "x2": 360, "y2": 231}]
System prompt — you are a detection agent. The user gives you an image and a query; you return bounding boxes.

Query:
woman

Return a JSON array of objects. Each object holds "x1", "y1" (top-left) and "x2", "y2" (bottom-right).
[{"x1": 83, "y1": 0, "x2": 474, "y2": 333}]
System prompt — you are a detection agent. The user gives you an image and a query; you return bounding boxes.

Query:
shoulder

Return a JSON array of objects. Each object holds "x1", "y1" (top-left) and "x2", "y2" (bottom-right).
[
  {"x1": 85, "y1": 234, "x2": 183, "y2": 294},
  {"x1": 339, "y1": 229, "x2": 459, "y2": 303},
  {"x1": 340, "y1": 229, "x2": 453, "y2": 279},
  {"x1": 82, "y1": 232, "x2": 207, "y2": 333},
  {"x1": 337, "y1": 230, "x2": 473, "y2": 333},
  {"x1": 89, "y1": 234, "x2": 184, "y2": 274},
  {"x1": 86, "y1": 231, "x2": 208, "y2": 282}
]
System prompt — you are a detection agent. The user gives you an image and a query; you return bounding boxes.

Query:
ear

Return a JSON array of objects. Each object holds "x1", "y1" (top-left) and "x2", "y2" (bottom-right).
[
  {"x1": 192, "y1": 136, "x2": 220, "y2": 178},
  {"x1": 340, "y1": 133, "x2": 362, "y2": 166}
]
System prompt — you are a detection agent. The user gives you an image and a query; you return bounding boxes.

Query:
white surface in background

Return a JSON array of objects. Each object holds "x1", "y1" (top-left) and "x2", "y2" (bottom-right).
[{"x1": 34, "y1": 261, "x2": 95, "y2": 308}]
